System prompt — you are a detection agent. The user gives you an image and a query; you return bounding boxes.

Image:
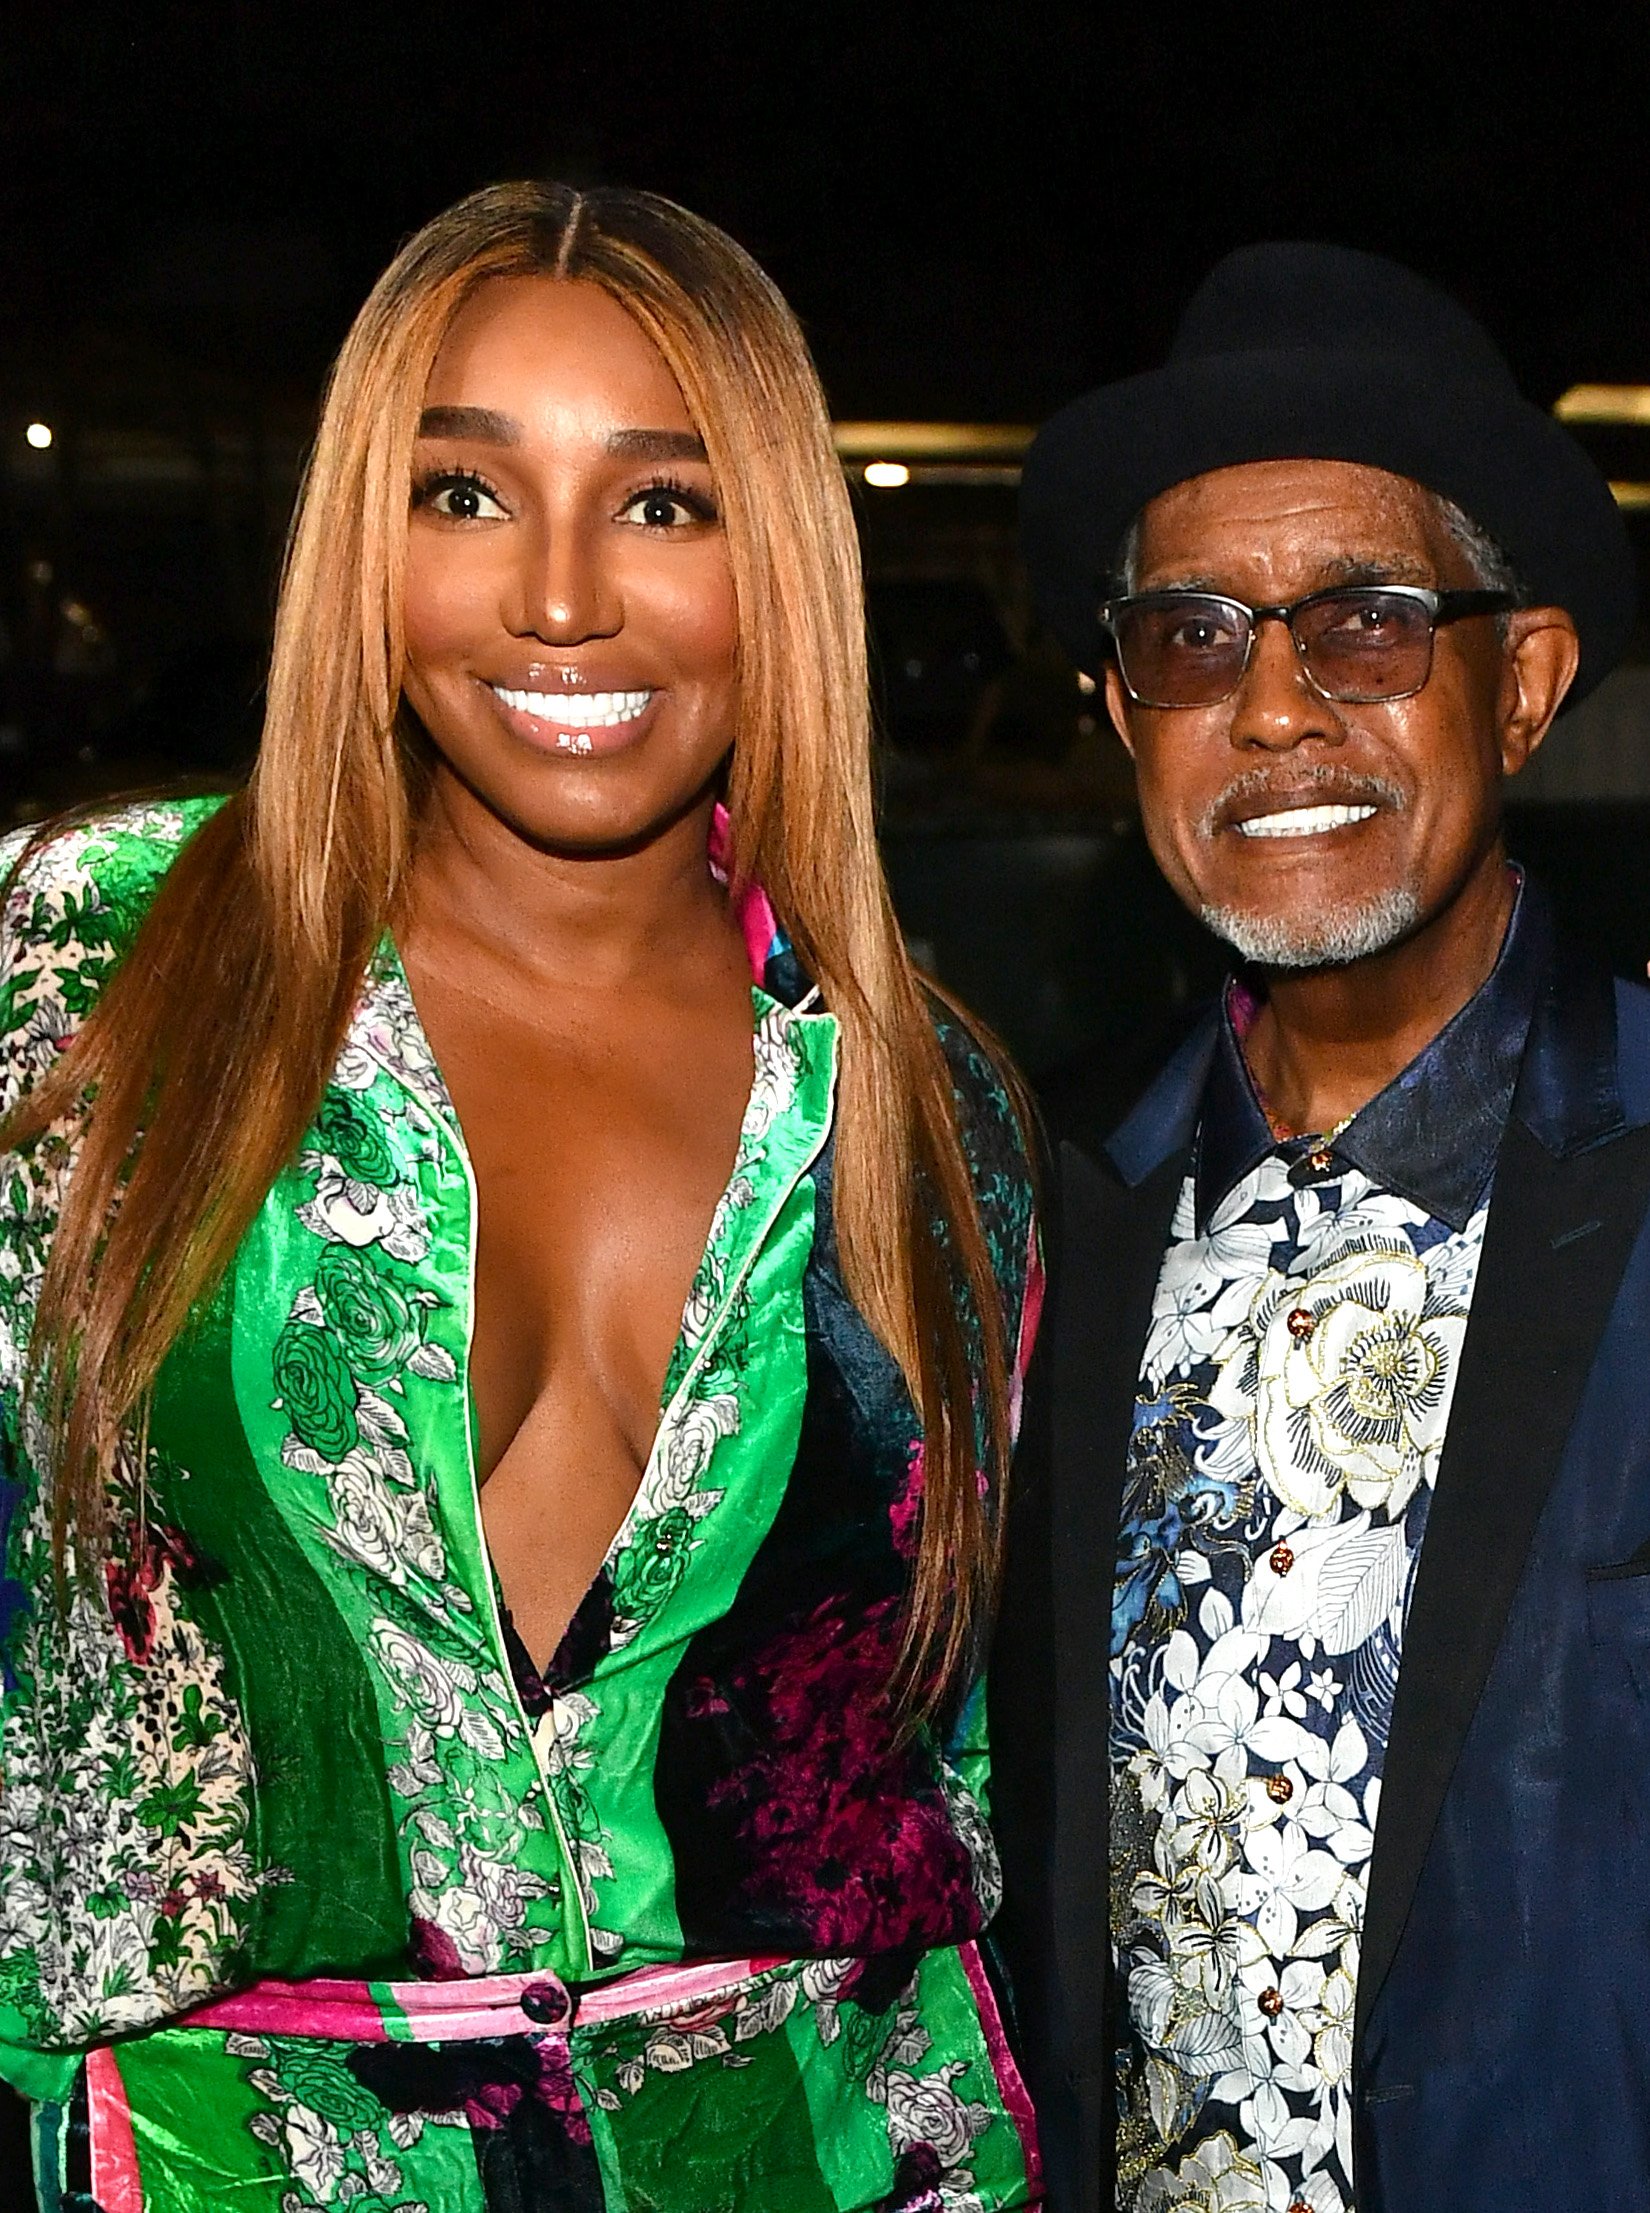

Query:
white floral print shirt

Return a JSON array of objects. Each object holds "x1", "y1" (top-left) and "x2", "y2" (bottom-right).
[{"x1": 1110, "y1": 1141, "x2": 1488, "y2": 2213}]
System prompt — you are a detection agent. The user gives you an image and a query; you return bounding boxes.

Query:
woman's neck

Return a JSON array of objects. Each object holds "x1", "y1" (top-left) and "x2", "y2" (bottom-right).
[{"x1": 403, "y1": 768, "x2": 739, "y2": 996}]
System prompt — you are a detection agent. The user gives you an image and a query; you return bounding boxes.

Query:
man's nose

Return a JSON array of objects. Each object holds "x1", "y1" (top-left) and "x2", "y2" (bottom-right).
[
  {"x1": 1229, "y1": 613, "x2": 1345, "y2": 751},
  {"x1": 508, "y1": 514, "x2": 623, "y2": 646}
]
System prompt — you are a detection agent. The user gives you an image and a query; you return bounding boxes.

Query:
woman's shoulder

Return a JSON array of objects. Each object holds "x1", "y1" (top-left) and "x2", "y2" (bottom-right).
[
  {"x1": 0, "y1": 793, "x2": 227, "y2": 985},
  {"x1": 0, "y1": 795, "x2": 229, "y2": 1097}
]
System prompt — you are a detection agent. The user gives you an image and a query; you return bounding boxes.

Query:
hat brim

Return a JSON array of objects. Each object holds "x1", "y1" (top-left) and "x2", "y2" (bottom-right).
[{"x1": 1019, "y1": 347, "x2": 1636, "y2": 706}]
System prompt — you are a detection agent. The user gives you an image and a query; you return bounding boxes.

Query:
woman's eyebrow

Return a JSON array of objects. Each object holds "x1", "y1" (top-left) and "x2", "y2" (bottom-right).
[
  {"x1": 606, "y1": 428, "x2": 708, "y2": 460},
  {"x1": 417, "y1": 405, "x2": 520, "y2": 443}
]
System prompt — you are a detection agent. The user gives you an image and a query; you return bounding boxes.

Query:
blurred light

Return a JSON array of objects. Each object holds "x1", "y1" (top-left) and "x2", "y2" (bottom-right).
[
  {"x1": 1076, "y1": 671, "x2": 1097, "y2": 694},
  {"x1": 24, "y1": 422, "x2": 52, "y2": 450},
  {"x1": 1610, "y1": 481, "x2": 1650, "y2": 509},
  {"x1": 834, "y1": 421, "x2": 1035, "y2": 459},
  {"x1": 863, "y1": 460, "x2": 910, "y2": 489},
  {"x1": 1556, "y1": 386, "x2": 1650, "y2": 424}
]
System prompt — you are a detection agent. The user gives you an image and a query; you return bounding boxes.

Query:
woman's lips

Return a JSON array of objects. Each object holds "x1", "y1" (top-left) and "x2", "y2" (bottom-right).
[{"x1": 486, "y1": 683, "x2": 658, "y2": 756}]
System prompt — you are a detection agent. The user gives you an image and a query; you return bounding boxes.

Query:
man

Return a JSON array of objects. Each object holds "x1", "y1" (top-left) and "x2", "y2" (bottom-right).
[{"x1": 991, "y1": 242, "x2": 1648, "y2": 2213}]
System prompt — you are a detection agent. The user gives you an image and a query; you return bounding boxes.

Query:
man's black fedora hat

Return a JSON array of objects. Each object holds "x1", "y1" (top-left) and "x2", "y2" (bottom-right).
[{"x1": 1020, "y1": 241, "x2": 1636, "y2": 705}]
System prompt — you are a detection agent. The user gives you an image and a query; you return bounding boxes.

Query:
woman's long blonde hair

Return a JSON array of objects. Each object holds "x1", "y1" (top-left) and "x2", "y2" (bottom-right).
[{"x1": 4, "y1": 182, "x2": 1029, "y2": 1704}]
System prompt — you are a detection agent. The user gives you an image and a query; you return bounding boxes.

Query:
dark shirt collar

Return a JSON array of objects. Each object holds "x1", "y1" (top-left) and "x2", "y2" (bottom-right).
[{"x1": 1194, "y1": 873, "x2": 1551, "y2": 1234}]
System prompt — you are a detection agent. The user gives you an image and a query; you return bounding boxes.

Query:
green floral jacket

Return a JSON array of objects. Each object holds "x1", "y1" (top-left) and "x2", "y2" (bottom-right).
[{"x1": 0, "y1": 800, "x2": 1043, "y2": 2212}]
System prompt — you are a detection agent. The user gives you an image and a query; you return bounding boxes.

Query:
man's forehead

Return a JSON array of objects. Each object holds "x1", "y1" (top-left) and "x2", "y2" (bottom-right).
[{"x1": 1136, "y1": 458, "x2": 1441, "y2": 586}]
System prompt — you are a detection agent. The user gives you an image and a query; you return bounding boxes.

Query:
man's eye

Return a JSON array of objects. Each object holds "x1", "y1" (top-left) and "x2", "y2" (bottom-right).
[
  {"x1": 1328, "y1": 607, "x2": 1403, "y2": 645},
  {"x1": 1170, "y1": 618, "x2": 1234, "y2": 653},
  {"x1": 414, "y1": 473, "x2": 507, "y2": 522},
  {"x1": 620, "y1": 483, "x2": 718, "y2": 530}
]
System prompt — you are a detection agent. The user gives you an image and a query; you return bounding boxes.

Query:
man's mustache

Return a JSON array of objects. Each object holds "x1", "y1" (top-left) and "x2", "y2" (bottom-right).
[{"x1": 1198, "y1": 763, "x2": 1409, "y2": 840}]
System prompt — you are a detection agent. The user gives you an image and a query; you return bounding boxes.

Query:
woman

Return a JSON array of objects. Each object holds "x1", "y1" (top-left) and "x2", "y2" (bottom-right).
[{"x1": 0, "y1": 183, "x2": 1041, "y2": 2210}]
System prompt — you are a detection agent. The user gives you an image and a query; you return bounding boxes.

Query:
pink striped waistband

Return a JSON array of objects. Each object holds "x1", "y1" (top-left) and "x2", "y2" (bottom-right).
[{"x1": 178, "y1": 1952, "x2": 789, "y2": 2046}]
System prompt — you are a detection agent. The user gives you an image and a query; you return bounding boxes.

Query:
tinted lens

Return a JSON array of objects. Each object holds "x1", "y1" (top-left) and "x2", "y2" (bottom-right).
[
  {"x1": 1294, "y1": 589, "x2": 1434, "y2": 701},
  {"x1": 1113, "y1": 594, "x2": 1251, "y2": 707}
]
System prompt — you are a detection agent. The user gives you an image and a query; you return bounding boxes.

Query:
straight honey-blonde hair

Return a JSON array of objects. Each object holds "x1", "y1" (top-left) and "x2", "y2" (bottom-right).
[{"x1": 4, "y1": 182, "x2": 1030, "y2": 1706}]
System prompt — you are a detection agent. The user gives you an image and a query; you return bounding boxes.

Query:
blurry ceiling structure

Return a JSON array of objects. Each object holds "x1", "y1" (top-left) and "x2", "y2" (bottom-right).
[{"x1": 4, "y1": 2, "x2": 1650, "y2": 422}]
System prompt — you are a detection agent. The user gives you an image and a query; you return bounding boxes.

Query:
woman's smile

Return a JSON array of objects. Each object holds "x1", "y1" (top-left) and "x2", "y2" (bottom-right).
[{"x1": 485, "y1": 679, "x2": 660, "y2": 755}]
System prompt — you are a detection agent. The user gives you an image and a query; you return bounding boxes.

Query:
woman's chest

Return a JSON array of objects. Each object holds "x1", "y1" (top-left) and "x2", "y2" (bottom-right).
[{"x1": 447, "y1": 1013, "x2": 754, "y2": 1478}]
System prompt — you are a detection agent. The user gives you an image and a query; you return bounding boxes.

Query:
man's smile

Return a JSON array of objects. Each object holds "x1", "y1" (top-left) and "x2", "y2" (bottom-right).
[
  {"x1": 1202, "y1": 765, "x2": 1406, "y2": 847},
  {"x1": 1234, "y1": 801, "x2": 1379, "y2": 839}
]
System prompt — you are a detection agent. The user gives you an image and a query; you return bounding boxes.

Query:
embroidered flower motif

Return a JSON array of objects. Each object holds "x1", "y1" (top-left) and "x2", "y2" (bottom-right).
[
  {"x1": 310, "y1": 1092, "x2": 398, "y2": 1189},
  {"x1": 314, "y1": 1245, "x2": 428, "y2": 1380},
  {"x1": 282, "y1": 2103, "x2": 348, "y2": 2200},
  {"x1": 881, "y1": 2058, "x2": 993, "y2": 2170},
  {"x1": 324, "y1": 1456, "x2": 445, "y2": 1583},
  {"x1": 273, "y1": 1322, "x2": 361, "y2": 1462},
  {"x1": 1134, "y1": 2128, "x2": 1267, "y2": 2212},
  {"x1": 1235, "y1": 1242, "x2": 1471, "y2": 1519},
  {"x1": 297, "y1": 1160, "x2": 430, "y2": 1262}
]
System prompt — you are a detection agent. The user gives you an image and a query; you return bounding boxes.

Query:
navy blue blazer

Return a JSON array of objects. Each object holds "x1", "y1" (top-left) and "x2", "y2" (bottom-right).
[{"x1": 990, "y1": 929, "x2": 1650, "y2": 2212}]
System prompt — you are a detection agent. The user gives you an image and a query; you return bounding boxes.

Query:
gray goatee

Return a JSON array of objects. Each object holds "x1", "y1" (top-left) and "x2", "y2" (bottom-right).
[{"x1": 1200, "y1": 884, "x2": 1422, "y2": 970}]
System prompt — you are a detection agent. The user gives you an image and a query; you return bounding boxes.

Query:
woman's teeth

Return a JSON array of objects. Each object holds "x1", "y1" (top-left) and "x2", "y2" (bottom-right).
[
  {"x1": 491, "y1": 685, "x2": 654, "y2": 729},
  {"x1": 1236, "y1": 802, "x2": 1378, "y2": 839}
]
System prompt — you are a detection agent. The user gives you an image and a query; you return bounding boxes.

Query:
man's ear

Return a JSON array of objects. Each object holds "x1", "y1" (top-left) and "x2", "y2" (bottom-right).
[
  {"x1": 1103, "y1": 664, "x2": 1137, "y2": 758},
  {"x1": 1499, "y1": 608, "x2": 1581, "y2": 778}
]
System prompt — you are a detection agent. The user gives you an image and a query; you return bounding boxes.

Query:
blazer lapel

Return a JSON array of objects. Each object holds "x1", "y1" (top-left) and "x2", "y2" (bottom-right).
[
  {"x1": 1050, "y1": 1138, "x2": 1188, "y2": 2089},
  {"x1": 1358, "y1": 1084, "x2": 1650, "y2": 2046}
]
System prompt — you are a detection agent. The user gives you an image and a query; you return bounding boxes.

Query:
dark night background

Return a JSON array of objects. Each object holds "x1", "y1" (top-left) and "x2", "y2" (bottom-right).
[{"x1": 3, "y1": 0, "x2": 1650, "y2": 2186}]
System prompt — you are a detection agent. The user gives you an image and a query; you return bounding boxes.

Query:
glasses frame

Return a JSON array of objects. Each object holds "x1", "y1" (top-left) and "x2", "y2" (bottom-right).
[{"x1": 1097, "y1": 583, "x2": 1519, "y2": 709}]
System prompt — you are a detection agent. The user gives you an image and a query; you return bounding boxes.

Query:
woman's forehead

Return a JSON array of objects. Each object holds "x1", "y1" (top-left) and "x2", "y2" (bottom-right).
[{"x1": 421, "y1": 275, "x2": 698, "y2": 438}]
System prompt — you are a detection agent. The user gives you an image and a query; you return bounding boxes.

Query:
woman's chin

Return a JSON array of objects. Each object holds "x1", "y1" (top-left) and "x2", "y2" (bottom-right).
[{"x1": 443, "y1": 769, "x2": 718, "y2": 860}]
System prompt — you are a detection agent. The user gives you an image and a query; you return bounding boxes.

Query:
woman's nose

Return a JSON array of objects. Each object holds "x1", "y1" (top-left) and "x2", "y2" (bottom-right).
[{"x1": 508, "y1": 514, "x2": 622, "y2": 646}]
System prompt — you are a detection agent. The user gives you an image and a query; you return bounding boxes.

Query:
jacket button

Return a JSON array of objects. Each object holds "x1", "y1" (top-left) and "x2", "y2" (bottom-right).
[
  {"x1": 1269, "y1": 1543, "x2": 1295, "y2": 1576},
  {"x1": 520, "y1": 1980, "x2": 570, "y2": 2026},
  {"x1": 1286, "y1": 1306, "x2": 1315, "y2": 1341},
  {"x1": 1258, "y1": 1986, "x2": 1284, "y2": 2018},
  {"x1": 1266, "y1": 1773, "x2": 1293, "y2": 1804}
]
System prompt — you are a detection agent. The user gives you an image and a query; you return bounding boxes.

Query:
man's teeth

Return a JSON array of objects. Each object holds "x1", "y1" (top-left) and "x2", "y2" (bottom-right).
[
  {"x1": 491, "y1": 686, "x2": 654, "y2": 728},
  {"x1": 1235, "y1": 803, "x2": 1378, "y2": 839}
]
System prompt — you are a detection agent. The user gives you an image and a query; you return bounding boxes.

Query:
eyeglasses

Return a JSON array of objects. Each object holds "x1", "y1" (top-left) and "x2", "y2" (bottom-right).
[{"x1": 1098, "y1": 584, "x2": 1518, "y2": 710}]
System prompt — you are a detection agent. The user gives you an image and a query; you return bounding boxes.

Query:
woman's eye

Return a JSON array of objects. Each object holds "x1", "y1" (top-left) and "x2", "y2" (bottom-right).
[
  {"x1": 415, "y1": 473, "x2": 507, "y2": 522},
  {"x1": 621, "y1": 484, "x2": 717, "y2": 530}
]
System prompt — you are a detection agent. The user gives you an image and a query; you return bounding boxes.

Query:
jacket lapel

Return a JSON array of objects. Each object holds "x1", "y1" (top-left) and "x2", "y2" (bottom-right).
[
  {"x1": 1049, "y1": 1027, "x2": 1215, "y2": 2098},
  {"x1": 1358, "y1": 965, "x2": 1650, "y2": 2044}
]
